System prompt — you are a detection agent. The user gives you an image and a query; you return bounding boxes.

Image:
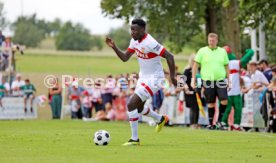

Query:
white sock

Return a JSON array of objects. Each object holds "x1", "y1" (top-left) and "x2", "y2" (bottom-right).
[
  {"x1": 141, "y1": 105, "x2": 162, "y2": 123},
  {"x1": 127, "y1": 109, "x2": 139, "y2": 140}
]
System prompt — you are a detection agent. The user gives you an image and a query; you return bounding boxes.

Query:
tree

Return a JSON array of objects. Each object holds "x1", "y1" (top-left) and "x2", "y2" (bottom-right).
[
  {"x1": 101, "y1": 0, "x2": 205, "y2": 53},
  {"x1": 55, "y1": 21, "x2": 92, "y2": 51},
  {"x1": 108, "y1": 25, "x2": 130, "y2": 50},
  {"x1": 91, "y1": 35, "x2": 103, "y2": 50},
  {"x1": 13, "y1": 16, "x2": 44, "y2": 47},
  {"x1": 0, "y1": 2, "x2": 8, "y2": 29}
]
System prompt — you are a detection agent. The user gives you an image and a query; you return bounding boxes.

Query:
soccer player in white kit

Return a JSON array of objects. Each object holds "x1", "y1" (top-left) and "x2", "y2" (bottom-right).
[{"x1": 106, "y1": 18, "x2": 177, "y2": 146}]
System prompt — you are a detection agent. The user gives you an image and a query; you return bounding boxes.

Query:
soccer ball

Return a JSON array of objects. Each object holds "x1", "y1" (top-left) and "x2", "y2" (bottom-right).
[{"x1": 93, "y1": 130, "x2": 110, "y2": 146}]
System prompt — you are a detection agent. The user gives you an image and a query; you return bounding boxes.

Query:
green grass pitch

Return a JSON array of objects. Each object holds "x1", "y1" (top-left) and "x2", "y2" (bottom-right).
[{"x1": 0, "y1": 120, "x2": 275, "y2": 163}]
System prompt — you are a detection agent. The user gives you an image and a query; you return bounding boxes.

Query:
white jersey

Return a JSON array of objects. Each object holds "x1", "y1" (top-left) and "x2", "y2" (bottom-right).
[
  {"x1": 127, "y1": 34, "x2": 166, "y2": 79},
  {"x1": 228, "y1": 60, "x2": 241, "y2": 96}
]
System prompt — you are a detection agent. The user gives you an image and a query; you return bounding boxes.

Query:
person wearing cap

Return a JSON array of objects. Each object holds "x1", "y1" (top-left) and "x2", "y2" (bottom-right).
[
  {"x1": 11, "y1": 74, "x2": 25, "y2": 96},
  {"x1": 82, "y1": 90, "x2": 92, "y2": 118},
  {"x1": 192, "y1": 33, "x2": 229, "y2": 130},
  {"x1": 67, "y1": 81, "x2": 83, "y2": 119},
  {"x1": 221, "y1": 46, "x2": 254, "y2": 130}
]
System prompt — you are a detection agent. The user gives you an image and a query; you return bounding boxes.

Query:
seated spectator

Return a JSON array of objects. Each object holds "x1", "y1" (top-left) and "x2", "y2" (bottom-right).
[
  {"x1": 20, "y1": 79, "x2": 36, "y2": 113},
  {"x1": 83, "y1": 102, "x2": 115, "y2": 121},
  {"x1": 11, "y1": 73, "x2": 25, "y2": 96},
  {"x1": 0, "y1": 76, "x2": 10, "y2": 96},
  {"x1": 0, "y1": 81, "x2": 6, "y2": 110}
]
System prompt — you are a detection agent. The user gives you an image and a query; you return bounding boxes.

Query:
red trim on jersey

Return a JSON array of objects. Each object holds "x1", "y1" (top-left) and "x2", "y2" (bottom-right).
[
  {"x1": 230, "y1": 69, "x2": 239, "y2": 74},
  {"x1": 129, "y1": 117, "x2": 139, "y2": 121},
  {"x1": 127, "y1": 48, "x2": 135, "y2": 53},
  {"x1": 159, "y1": 48, "x2": 166, "y2": 56},
  {"x1": 141, "y1": 83, "x2": 153, "y2": 96},
  {"x1": 134, "y1": 48, "x2": 158, "y2": 59},
  {"x1": 143, "y1": 108, "x2": 150, "y2": 115},
  {"x1": 138, "y1": 33, "x2": 148, "y2": 43}
]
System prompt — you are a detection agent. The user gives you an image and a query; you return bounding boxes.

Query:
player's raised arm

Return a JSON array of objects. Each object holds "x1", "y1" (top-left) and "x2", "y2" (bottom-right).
[
  {"x1": 105, "y1": 37, "x2": 134, "y2": 62},
  {"x1": 162, "y1": 50, "x2": 177, "y2": 86}
]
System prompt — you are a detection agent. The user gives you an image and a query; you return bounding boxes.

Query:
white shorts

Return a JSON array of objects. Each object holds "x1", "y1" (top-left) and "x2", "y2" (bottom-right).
[{"x1": 135, "y1": 77, "x2": 166, "y2": 102}]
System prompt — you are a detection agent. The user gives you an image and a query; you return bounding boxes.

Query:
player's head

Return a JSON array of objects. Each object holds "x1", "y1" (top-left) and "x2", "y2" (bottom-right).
[
  {"x1": 208, "y1": 33, "x2": 218, "y2": 48},
  {"x1": 131, "y1": 18, "x2": 146, "y2": 41}
]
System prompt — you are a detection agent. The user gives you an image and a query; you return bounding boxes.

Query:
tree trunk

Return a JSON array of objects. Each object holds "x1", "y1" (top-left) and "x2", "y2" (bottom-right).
[
  {"x1": 205, "y1": 0, "x2": 218, "y2": 36},
  {"x1": 222, "y1": 0, "x2": 241, "y2": 57}
]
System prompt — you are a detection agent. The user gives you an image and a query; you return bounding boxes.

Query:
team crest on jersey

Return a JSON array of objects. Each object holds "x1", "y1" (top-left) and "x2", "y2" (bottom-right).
[{"x1": 141, "y1": 48, "x2": 145, "y2": 53}]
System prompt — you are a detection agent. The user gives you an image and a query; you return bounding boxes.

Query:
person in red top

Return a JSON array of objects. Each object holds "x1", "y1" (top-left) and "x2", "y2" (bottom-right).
[{"x1": 106, "y1": 18, "x2": 177, "y2": 146}]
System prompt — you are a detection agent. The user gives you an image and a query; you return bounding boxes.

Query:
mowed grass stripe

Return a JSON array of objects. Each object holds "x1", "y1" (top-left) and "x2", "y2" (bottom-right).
[
  {"x1": 0, "y1": 120, "x2": 275, "y2": 163},
  {"x1": 16, "y1": 53, "x2": 186, "y2": 75}
]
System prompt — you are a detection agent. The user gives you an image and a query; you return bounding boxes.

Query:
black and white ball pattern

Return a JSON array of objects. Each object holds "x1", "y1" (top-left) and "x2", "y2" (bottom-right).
[{"x1": 93, "y1": 130, "x2": 110, "y2": 146}]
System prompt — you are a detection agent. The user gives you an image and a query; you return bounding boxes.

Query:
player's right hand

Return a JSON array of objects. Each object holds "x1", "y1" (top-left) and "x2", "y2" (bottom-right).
[{"x1": 105, "y1": 37, "x2": 115, "y2": 48}]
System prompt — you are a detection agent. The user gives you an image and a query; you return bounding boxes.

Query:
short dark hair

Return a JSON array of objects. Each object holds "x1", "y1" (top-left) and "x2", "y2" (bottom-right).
[
  {"x1": 259, "y1": 59, "x2": 269, "y2": 65},
  {"x1": 132, "y1": 18, "x2": 146, "y2": 28}
]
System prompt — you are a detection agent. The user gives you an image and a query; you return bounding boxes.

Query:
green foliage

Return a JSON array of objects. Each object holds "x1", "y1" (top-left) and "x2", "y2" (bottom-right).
[
  {"x1": 55, "y1": 21, "x2": 92, "y2": 51},
  {"x1": 267, "y1": 30, "x2": 276, "y2": 63},
  {"x1": 12, "y1": 15, "x2": 53, "y2": 47},
  {"x1": 91, "y1": 35, "x2": 104, "y2": 50},
  {"x1": 108, "y1": 25, "x2": 130, "y2": 50},
  {"x1": 101, "y1": 0, "x2": 206, "y2": 53},
  {"x1": 239, "y1": 0, "x2": 276, "y2": 30},
  {"x1": 0, "y1": 2, "x2": 8, "y2": 29},
  {"x1": 13, "y1": 16, "x2": 44, "y2": 47}
]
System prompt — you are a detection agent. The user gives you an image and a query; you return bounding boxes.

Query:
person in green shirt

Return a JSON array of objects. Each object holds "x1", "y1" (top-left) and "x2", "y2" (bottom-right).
[
  {"x1": 20, "y1": 79, "x2": 36, "y2": 113},
  {"x1": 0, "y1": 82, "x2": 6, "y2": 110},
  {"x1": 192, "y1": 33, "x2": 229, "y2": 130}
]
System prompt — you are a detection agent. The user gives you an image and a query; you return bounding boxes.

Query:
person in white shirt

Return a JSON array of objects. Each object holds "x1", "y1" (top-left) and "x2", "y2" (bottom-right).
[
  {"x1": 248, "y1": 61, "x2": 269, "y2": 91},
  {"x1": 106, "y1": 18, "x2": 177, "y2": 146},
  {"x1": 11, "y1": 73, "x2": 25, "y2": 96}
]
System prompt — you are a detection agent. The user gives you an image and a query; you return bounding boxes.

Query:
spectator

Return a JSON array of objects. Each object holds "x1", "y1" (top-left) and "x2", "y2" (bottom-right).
[
  {"x1": 0, "y1": 30, "x2": 5, "y2": 60},
  {"x1": 49, "y1": 78, "x2": 62, "y2": 119},
  {"x1": 272, "y1": 67, "x2": 276, "y2": 78},
  {"x1": 0, "y1": 80, "x2": 6, "y2": 110},
  {"x1": 192, "y1": 33, "x2": 229, "y2": 130},
  {"x1": 91, "y1": 82, "x2": 104, "y2": 113},
  {"x1": 82, "y1": 90, "x2": 92, "y2": 118},
  {"x1": 67, "y1": 81, "x2": 83, "y2": 119},
  {"x1": 248, "y1": 61, "x2": 269, "y2": 91},
  {"x1": 20, "y1": 79, "x2": 36, "y2": 113},
  {"x1": 11, "y1": 73, "x2": 25, "y2": 96},
  {"x1": 1, "y1": 36, "x2": 13, "y2": 71},
  {"x1": 183, "y1": 54, "x2": 202, "y2": 128},
  {"x1": 101, "y1": 75, "x2": 115, "y2": 110},
  {"x1": 0, "y1": 30, "x2": 5, "y2": 46},
  {"x1": 258, "y1": 59, "x2": 273, "y2": 82},
  {"x1": 0, "y1": 76, "x2": 10, "y2": 96}
]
